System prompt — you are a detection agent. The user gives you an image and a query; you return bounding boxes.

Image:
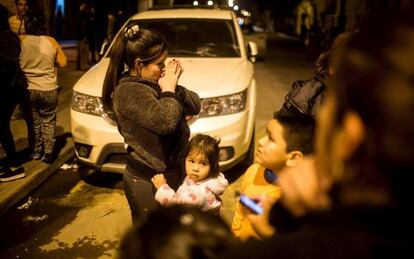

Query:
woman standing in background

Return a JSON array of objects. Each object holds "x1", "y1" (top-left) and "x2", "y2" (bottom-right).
[{"x1": 20, "y1": 11, "x2": 67, "y2": 163}]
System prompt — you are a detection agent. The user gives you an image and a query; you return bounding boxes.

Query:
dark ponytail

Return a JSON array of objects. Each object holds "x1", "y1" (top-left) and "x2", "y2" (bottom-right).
[{"x1": 102, "y1": 33, "x2": 127, "y2": 117}]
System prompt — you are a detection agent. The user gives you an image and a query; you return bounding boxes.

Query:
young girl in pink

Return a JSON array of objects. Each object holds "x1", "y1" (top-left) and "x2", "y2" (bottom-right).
[{"x1": 151, "y1": 134, "x2": 228, "y2": 214}]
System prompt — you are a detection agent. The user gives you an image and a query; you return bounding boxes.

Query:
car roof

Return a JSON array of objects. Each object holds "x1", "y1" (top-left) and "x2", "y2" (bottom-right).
[{"x1": 131, "y1": 8, "x2": 234, "y2": 20}]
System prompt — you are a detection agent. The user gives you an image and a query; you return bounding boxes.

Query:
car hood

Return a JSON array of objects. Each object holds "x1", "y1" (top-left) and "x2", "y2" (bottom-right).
[
  {"x1": 73, "y1": 58, "x2": 254, "y2": 98},
  {"x1": 177, "y1": 58, "x2": 253, "y2": 97},
  {"x1": 73, "y1": 58, "x2": 111, "y2": 97}
]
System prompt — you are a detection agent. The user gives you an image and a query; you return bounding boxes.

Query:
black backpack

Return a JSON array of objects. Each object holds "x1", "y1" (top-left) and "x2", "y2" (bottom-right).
[{"x1": 280, "y1": 75, "x2": 326, "y2": 117}]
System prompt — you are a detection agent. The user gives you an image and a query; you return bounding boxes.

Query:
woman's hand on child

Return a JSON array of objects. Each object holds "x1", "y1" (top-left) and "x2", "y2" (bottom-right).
[
  {"x1": 151, "y1": 173, "x2": 167, "y2": 189},
  {"x1": 158, "y1": 59, "x2": 183, "y2": 93}
]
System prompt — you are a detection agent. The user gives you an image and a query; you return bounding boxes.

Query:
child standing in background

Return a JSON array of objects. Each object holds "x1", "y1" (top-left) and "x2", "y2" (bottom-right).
[
  {"x1": 19, "y1": 11, "x2": 67, "y2": 163},
  {"x1": 152, "y1": 134, "x2": 228, "y2": 215}
]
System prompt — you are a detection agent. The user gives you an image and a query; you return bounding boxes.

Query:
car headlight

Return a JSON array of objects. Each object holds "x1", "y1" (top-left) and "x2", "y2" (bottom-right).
[
  {"x1": 199, "y1": 90, "x2": 247, "y2": 117},
  {"x1": 71, "y1": 91, "x2": 103, "y2": 116}
]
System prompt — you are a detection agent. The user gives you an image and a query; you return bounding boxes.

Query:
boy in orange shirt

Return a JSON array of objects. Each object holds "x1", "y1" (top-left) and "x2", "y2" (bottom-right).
[{"x1": 231, "y1": 111, "x2": 315, "y2": 241}]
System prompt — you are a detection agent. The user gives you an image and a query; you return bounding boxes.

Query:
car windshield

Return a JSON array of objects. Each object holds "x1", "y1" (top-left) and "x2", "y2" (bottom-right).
[{"x1": 122, "y1": 18, "x2": 241, "y2": 58}]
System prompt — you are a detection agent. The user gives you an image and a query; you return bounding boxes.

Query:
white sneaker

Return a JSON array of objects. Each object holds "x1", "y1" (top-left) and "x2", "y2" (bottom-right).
[{"x1": 0, "y1": 167, "x2": 26, "y2": 182}]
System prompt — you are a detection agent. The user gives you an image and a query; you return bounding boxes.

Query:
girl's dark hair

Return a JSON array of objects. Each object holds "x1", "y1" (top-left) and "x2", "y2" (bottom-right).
[
  {"x1": 25, "y1": 11, "x2": 47, "y2": 35},
  {"x1": 119, "y1": 205, "x2": 236, "y2": 259},
  {"x1": 102, "y1": 24, "x2": 167, "y2": 114},
  {"x1": 183, "y1": 134, "x2": 221, "y2": 178}
]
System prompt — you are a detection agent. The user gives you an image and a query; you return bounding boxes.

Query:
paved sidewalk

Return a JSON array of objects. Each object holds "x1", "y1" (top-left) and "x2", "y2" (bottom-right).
[
  {"x1": 0, "y1": 138, "x2": 75, "y2": 215},
  {"x1": 0, "y1": 41, "x2": 79, "y2": 216}
]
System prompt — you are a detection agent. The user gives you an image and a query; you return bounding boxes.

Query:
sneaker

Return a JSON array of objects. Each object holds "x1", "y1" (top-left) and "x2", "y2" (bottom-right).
[
  {"x1": 31, "y1": 152, "x2": 43, "y2": 160},
  {"x1": 0, "y1": 167, "x2": 25, "y2": 182},
  {"x1": 42, "y1": 153, "x2": 54, "y2": 164}
]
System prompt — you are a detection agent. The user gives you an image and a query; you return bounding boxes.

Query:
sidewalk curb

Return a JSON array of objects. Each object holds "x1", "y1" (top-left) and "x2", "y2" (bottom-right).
[{"x1": 0, "y1": 145, "x2": 75, "y2": 216}]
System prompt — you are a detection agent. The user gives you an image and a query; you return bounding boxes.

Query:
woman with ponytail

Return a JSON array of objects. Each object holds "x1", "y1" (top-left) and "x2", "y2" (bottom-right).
[{"x1": 102, "y1": 24, "x2": 201, "y2": 224}]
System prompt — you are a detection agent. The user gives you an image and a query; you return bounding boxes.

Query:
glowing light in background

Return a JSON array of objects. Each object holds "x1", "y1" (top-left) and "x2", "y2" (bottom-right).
[{"x1": 56, "y1": 0, "x2": 64, "y2": 15}]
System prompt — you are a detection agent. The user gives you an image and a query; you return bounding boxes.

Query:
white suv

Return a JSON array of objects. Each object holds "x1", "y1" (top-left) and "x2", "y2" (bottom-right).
[{"x1": 71, "y1": 8, "x2": 257, "y2": 173}]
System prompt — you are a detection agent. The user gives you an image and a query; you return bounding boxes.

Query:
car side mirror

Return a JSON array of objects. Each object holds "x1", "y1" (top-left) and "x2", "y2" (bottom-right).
[{"x1": 247, "y1": 41, "x2": 258, "y2": 63}]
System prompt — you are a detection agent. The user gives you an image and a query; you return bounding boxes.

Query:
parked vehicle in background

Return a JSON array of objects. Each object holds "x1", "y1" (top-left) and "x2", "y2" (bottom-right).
[{"x1": 71, "y1": 7, "x2": 258, "y2": 173}]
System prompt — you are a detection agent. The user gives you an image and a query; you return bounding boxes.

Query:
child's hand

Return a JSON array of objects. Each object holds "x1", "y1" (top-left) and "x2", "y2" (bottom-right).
[
  {"x1": 158, "y1": 59, "x2": 183, "y2": 93},
  {"x1": 151, "y1": 173, "x2": 167, "y2": 189},
  {"x1": 244, "y1": 194, "x2": 278, "y2": 239}
]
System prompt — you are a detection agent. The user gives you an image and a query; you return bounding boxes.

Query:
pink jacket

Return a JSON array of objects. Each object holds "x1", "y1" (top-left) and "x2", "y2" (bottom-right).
[{"x1": 155, "y1": 173, "x2": 228, "y2": 212}]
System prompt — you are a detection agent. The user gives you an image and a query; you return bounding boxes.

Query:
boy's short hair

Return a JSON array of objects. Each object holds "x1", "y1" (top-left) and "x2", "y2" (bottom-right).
[{"x1": 273, "y1": 110, "x2": 315, "y2": 155}]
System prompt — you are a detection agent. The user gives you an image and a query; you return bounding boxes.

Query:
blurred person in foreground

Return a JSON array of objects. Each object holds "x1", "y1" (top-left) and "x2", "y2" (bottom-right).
[
  {"x1": 220, "y1": 11, "x2": 414, "y2": 258},
  {"x1": 119, "y1": 205, "x2": 237, "y2": 259}
]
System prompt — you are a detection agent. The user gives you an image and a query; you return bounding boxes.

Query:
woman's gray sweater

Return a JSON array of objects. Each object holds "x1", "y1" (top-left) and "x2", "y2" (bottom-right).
[{"x1": 113, "y1": 76, "x2": 200, "y2": 177}]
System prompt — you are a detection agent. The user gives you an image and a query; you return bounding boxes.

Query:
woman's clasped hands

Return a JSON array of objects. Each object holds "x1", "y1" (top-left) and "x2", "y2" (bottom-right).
[{"x1": 158, "y1": 59, "x2": 184, "y2": 93}]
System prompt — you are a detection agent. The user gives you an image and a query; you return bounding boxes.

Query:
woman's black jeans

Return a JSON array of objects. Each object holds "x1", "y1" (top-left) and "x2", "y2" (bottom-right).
[
  {"x1": 0, "y1": 91, "x2": 20, "y2": 165},
  {"x1": 0, "y1": 89, "x2": 34, "y2": 166},
  {"x1": 123, "y1": 165, "x2": 183, "y2": 225}
]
